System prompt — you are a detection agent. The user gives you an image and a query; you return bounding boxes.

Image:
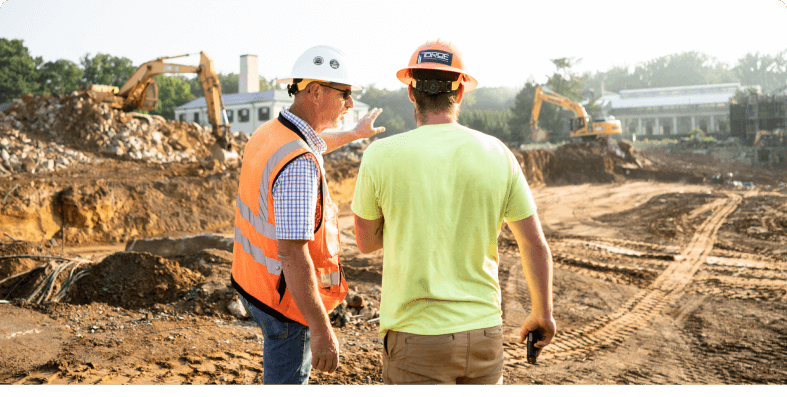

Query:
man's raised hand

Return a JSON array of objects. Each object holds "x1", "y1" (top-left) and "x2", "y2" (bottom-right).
[{"x1": 353, "y1": 108, "x2": 385, "y2": 139}]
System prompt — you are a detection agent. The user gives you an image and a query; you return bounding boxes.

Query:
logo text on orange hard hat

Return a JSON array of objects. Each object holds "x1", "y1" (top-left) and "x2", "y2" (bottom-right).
[{"x1": 417, "y1": 50, "x2": 453, "y2": 66}]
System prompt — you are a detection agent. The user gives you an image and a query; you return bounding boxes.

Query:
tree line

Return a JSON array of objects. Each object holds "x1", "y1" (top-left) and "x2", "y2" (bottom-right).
[
  {"x1": 0, "y1": 38, "x2": 274, "y2": 120},
  {"x1": 3, "y1": 37, "x2": 787, "y2": 143},
  {"x1": 364, "y1": 50, "x2": 787, "y2": 144}
]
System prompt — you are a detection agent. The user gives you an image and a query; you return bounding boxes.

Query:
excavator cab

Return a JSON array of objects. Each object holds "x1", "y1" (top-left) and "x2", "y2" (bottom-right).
[{"x1": 570, "y1": 117, "x2": 587, "y2": 133}]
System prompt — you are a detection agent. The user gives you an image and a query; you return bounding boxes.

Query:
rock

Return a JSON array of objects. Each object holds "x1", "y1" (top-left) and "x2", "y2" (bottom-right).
[
  {"x1": 199, "y1": 281, "x2": 226, "y2": 296},
  {"x1": 227, "y1": 297, "x2": 248, "y2": 319},
  {"x1": 346, "y1": 293, "x2": 364, "y2": 308},
  {"x1": 21, "y1": 157, "x2": 36, "y2": 173},
  {"x1": 358, "y1": 305, "x2": 376, "y2": 320}
]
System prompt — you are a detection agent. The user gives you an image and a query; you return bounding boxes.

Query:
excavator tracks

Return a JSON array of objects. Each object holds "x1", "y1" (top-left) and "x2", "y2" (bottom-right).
[{"x1": 504, "y1": 193, "x2": 745, "y2": 367}]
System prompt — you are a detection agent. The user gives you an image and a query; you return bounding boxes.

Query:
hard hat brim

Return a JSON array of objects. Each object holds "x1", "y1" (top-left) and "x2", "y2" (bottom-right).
[
  {"x1": 396, "y1": 65, "x2": 478, "y2": 92},
  {"x1": 277, "y1": 76, "x2": 362, "y2": 92}
]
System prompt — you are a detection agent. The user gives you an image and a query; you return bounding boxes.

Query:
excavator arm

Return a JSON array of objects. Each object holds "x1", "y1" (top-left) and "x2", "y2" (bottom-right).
[
  {"x1": 530, "y1": 86, "x2": 589, "y2": 142},
  {"x1": 87, "y1": 52, "x2": 232, "y2": 151}
]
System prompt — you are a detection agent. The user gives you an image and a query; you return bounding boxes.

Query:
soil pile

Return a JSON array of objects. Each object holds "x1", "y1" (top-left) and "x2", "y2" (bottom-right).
[
  {"x1": 0, "y1": 92, "x2": 248, "y2": 174},
  {"x1": 68, "y1": 251, "x2": 203, "y2": 309},
  {"x1": 0, "y1": 241, "x2": 42, "y2": 280},
  {"x1": 514, "y1": 137, "x2": 647, "y2": 187}
]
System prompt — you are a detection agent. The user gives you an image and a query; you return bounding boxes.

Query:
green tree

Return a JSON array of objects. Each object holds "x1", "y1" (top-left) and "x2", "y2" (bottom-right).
[
  {"x1": 462, "y1": 87, "x2": 517, "y2": 112},
  {"x1": 508, "y1": 82, "x2": 552, "y2": 144},
  {"x1": 259, "y1": 75, "x2": 277, "y2": 91},
  {"x1": 358, "y1": 86, "x2": 416, "y2": 137},
  {"x1": 79, "y1": 53, "x2": 136, "y2": 86},
  {"x1": 219, "y1": 73, "x2": 239, "y2": 94},
  {"x1": 583, "y1": 51, "x2": 737, "y2": 94},
  {"x1": 458, "y1": 110, "x2": 513, "y2": 142},
  {"x1": 149, "y1": 75, "x2": 195, "y2": 120},
  {"x1": 539, "y1": 58, "x2": 587, "y2": 138},
  {"x1": 37, "y1": 59, "x2": 83, "y2": 95},
  {"x1": 733, "y1": 51, "x2": 787, "y2": 93},
  {"x1": 0, "y1": 38, "x2": 40, "y2": 102}
]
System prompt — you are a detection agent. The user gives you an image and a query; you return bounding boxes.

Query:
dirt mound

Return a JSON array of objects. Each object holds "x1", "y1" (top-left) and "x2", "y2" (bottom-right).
[
  {"x1": 0, "y1": 241, "x2": 42, "y2": 280},
  {"x1": 513, "y1": 137, "x2": 645, "y2": 186},
  {"x1": 68, "y1": 251, "x2": 204, "y2": 309},
  {"x1": 0, "y1": 161, "x2": 239, "y2": 244}
]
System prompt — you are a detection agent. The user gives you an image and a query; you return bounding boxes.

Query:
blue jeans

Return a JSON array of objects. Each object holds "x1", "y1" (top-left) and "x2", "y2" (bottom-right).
[{"x1": 239, "y1": 295, "x2": 312, "y2": 384}]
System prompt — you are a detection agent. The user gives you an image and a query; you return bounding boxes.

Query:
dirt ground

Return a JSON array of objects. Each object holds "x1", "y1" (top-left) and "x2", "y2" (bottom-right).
[{"x1": 1, "y1": 138, "x2": 786, "y2": 385}]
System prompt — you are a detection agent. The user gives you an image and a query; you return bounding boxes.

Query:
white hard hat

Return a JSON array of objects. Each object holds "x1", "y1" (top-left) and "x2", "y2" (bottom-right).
[{"x1": 277, "y1": 45, "x2": 362, "y2": 92}]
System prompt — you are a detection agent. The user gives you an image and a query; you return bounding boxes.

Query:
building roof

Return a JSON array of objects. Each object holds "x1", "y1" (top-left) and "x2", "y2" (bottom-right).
[
  {"x1": 600, "y1": 82, "x2": 742, "y2": 109},
  {"x1": 175, "y1": 90, "x2": 293, "y2": 110},
  {"x1": 175, "y1": 89, "x2": 368, "y2": 110}
]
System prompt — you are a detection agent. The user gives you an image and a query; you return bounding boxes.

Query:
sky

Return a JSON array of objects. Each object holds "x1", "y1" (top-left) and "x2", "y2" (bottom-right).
[{"x1": 1, "y1": 0, "x2": 787, "y2": 92}]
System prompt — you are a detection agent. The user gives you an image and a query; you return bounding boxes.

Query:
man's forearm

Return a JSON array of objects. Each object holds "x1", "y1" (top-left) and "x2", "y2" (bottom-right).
[
  {"x1": 278, "y1": 241, "x2": 332, "y2": 333},
  {"x1": 520, "y1": 243, "x2": 553, "y2": 318},
  {"x1": 321, "y1": 130, "x2": 360, "y2": 153}
]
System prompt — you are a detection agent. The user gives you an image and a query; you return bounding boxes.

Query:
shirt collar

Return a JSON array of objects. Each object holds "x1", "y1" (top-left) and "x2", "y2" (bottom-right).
[{"x1": 281, "y1": 107, "x2": 327, "y2": 155}]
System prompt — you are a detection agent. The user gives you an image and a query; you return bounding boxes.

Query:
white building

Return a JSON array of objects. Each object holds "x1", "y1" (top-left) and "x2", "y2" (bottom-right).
[
  {"x1": 174, "y1": 55, "x2": 370, "y2": 135},
  {"x1": 598, "y1": 82, "x2": 745, "y2": 137}
]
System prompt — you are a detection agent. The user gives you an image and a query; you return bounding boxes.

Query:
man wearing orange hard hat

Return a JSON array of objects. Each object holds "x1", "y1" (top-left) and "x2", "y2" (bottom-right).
[{"x1": 352, "y1": 39, "x2": 556, "y2": 384}]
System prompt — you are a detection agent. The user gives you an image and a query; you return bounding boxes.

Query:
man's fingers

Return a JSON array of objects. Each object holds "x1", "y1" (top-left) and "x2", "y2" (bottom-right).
[
  {"x1": 312, "y1": 356, "x2": 324, "y2": 372},
  {"x1": 367, "y1": 108, "x2": 383, "y2": 120}
]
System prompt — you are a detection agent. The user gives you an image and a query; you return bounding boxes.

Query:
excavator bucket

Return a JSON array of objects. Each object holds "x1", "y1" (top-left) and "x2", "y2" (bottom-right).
[{"x1": 531, "y1": 127, "x2": 551, "y2": 143}]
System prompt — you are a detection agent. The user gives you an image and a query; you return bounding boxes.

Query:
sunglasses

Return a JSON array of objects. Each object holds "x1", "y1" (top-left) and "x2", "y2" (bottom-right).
[{"x1": 318, "y1": 84, "x2": 352, "y2": 100}]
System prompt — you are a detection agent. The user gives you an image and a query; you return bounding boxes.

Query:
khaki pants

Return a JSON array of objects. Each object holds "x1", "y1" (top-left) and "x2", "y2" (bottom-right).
[{"x1": 382, "y1": 324, "x2": 504, "y2": 384}]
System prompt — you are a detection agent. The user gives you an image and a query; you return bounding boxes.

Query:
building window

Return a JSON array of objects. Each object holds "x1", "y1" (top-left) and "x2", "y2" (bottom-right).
[
  {"x1": 258, "y1": 107, "x2": 270, "y2": 121},
  {"x1": 194, "y1": 112, "x2": 199, "y2": 123},
  {"x1": 226, "y1": 109, "x2": 234, "y2": 123},
  {"x1": 178, "y1": 114, "x2": 185, "y2": 122},
  {"x1": 239, "y1": 108, "x2": 250, "y2": 122}
]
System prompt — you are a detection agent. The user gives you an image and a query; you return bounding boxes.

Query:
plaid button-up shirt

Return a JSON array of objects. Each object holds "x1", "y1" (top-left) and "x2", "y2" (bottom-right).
[{"x1": 271, "y1": 108, "x2": 326, "y2": 240}]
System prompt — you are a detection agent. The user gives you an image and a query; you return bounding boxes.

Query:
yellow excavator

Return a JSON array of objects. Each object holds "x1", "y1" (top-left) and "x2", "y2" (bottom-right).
[
  {"x1": 530, "y1": 85, "x2": 622, "y2": 142},
  {"x1": 82, "y1": 52, "x2": 234, "y2": 159}
]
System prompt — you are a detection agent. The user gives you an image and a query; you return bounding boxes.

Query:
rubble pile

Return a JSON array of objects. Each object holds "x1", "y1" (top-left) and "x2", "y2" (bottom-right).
[
  {"x1": 0, "y1": 125, "x2": 98, "y2": 176},
  {"x1": 329, "y1": 291, "x2": 380, "y2": 327},
  {"x1": 0, "y1": 92, "x2": 248, "y2": 174}
]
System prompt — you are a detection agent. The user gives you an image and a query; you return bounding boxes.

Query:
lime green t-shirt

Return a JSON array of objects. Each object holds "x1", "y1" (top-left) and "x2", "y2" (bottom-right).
[{"x1": 351, "y1": 123, "x2": 537, "y2": 338}]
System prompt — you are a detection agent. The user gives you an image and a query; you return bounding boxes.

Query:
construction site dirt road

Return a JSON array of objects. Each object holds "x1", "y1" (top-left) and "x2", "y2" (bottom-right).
[{"x1": 1, "y1": 99, "x2": 786, "y2": 384}]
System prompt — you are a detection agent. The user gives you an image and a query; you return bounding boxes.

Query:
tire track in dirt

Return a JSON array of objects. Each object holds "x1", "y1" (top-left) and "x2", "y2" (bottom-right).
[
  {"x1": 504, "y1": 192, "x2": 743, "y2": 369},
  {"x1": 9, "y1": 349, "x2": 267, "y2": 384}
]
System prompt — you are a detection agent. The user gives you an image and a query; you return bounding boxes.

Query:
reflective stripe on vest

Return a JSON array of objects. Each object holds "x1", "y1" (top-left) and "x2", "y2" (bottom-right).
[{"x1": 234, "y1": 225, "x2": 281, "y2": 275}]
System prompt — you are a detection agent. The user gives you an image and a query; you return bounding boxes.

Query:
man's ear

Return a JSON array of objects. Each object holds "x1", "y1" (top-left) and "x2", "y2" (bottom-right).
[
  {"x1": 304, "y1": 82, "x2": 321, "y2": 104},
  {"x1": 456, "y1": 83, "x2": 465, "y2": 105},
  {"x1": 407, "y1": 84, "x2": 415, "y2": 103}
]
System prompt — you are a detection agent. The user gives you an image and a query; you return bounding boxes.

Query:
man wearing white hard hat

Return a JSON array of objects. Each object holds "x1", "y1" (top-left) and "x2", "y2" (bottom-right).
[{"x1": 231, "y1": 45, "x2": 384, "y2": 384}]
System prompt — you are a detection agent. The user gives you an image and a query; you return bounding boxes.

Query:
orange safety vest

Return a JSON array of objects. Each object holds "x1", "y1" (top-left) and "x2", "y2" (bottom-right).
[{"x1": 231, "y1": 114, "x2": 347, "y2": 326}]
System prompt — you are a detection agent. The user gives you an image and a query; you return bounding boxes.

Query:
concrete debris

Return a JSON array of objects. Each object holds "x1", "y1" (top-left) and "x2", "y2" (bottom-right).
[
  {"x1": 227, "y1": 296, "x2": 248, "y2": 319},
  {"x1": 124, "y1": 233, "x2": 234, "y2": 257},
  {"x1": 0, "y1": 92, "x2": 248, "y2": 176},
  {"x1": 0, "y1": 125, "x2": 98, "y2": 176}
]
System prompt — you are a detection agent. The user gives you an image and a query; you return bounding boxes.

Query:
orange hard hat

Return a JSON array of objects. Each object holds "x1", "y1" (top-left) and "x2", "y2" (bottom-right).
[{"x1": 396, "y1": 39, "x2": 478, "y2": 92}]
